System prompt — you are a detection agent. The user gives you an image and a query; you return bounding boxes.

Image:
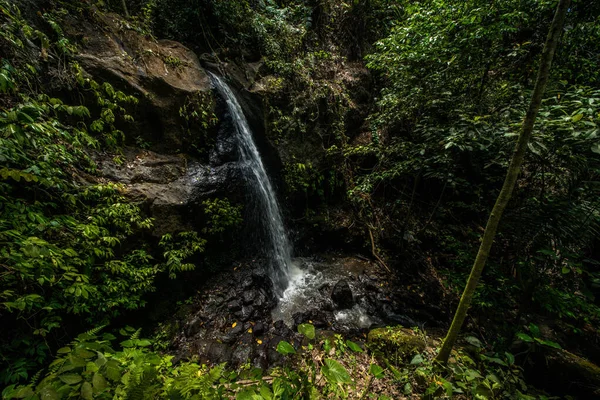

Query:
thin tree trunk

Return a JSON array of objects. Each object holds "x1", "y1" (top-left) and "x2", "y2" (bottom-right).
[
  {"x1": 435, "y1": 0, "x2": 571, "y2": 363},
  {"x1": 121, "y1": 0, "x2": 130, "y2": 18}
]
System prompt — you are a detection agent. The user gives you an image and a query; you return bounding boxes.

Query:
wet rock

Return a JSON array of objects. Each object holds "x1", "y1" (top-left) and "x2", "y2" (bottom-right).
[
  {"x1": 188, "y1": 163, "x2": 246, "y2": 203},
  {"x1": 221, "y1": 324, "x2": 244, "y2": 344},
  {"x1": 318, "y1": 283, "x2": 331, "y2": 296},
  {"x1": 195, "y1": 339, "x2": 233, "y2": 364},
  {"x1": 292, "y1": 309, "x2": 332, "y2": 329},
  {"x1": 368, "y1": 326, "x2": 426, "y2": 366},
  {"x1": 185, "y1": 317, "x2": 204, "y2": 337},
  {"x1": 292, "y1": 312, "x2": 304, "y2": 328},
  {"x1": 231, "y1": 342, "x2": 254, "y2": 366},
  {"x1": 253, "y1": 322, "x2": 265, "y2": 336},
  {"x1": 242, "y1": 276, "x2": 254, "y2": 289},
  {"x1": 254, "y1": 344, "x2": 269, "y2": 369},
  {"x1": 243, "y1": 290, "x2": 256, "y2": 305},
  {"x1": 235, "y1": 305, "x2": 254, "y2": 322},
  {"x1": 227, "y1": 300, "x2": 242, "y2": 312},
  {"x1": 273, "y1": 320, "x2": 293, "y2": 338},
  {"x1": 386, "y1": 313, "x2": 418, "y2": 328},
  {"x1": 210, "y1": 134, "x2": 238, "y2": 165},
  {"x1": 332, "y1": 280, "x2": 354, "y2": 310},
  {"x1": 253, "y1": 290, "x2": 268, "y2": 308}
]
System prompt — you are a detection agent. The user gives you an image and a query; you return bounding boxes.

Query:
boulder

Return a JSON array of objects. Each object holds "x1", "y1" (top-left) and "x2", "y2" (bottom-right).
[
  {"x1": 65, "y1": 12, "x2": 215, "y2": 151},
  {"x1": 368, "y1": 326, "x2": 426, "y2": 365},
  {"x1": 529, "y1": 348, "x2": 600, "y2": 398},
  {"x1": 331, "y1": 280, "x2": 354, "y2": 310}
]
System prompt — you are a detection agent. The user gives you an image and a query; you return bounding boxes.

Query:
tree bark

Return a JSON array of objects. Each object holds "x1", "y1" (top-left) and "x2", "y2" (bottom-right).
[
  {"x1": 435, "y1": 0, "x2": 571, "y2": 363},
  {"x1": 121, "y1": 0, "x2": 130, "y2": 18}
]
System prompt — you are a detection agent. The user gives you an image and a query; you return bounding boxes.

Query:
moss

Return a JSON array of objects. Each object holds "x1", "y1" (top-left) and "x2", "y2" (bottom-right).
[
  {"x1": 553, "y1": 349, "x2": 600, "y2": 385},
  {"x1": 367, "y1": 326, "x2": 426, "y2": 365}
]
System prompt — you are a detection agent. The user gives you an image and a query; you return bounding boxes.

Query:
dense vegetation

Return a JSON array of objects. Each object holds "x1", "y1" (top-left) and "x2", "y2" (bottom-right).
[{"x1": 2, "y1": 0, "x2": 600, "y2": 398}]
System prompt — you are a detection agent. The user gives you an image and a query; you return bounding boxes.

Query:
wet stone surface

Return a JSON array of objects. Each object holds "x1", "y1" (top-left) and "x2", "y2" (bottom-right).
[{"x1": 172, "y1": 255, "x2": 441, "y2": 369}]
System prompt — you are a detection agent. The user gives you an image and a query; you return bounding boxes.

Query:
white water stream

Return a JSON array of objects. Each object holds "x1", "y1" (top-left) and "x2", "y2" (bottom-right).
[
  {"x1": 209, "y1": 73, "x2": 375, "y2": 329},
  {"x1": 209, "y1": 73, "x2": 293, "y2": 296}
]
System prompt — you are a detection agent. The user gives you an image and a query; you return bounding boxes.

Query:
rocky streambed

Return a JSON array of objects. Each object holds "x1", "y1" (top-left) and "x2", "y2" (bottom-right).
[{"x1": 171, "y1": 254, "x2": 443, "y2": 369}]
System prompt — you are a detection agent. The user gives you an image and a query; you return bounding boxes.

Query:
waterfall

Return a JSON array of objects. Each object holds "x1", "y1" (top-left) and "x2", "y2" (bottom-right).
[{"x1": 208, "y1": 72, "x2": 292, "y2": 296}]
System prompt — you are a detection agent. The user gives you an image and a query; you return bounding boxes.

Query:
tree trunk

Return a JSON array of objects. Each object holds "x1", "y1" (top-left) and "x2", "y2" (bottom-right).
[
  {"x1": 434, "y1": 0, "x2": 571, "y2": 364},
  {"x1": 121, "y1": 0, "x2": 130, "y2": 18}
]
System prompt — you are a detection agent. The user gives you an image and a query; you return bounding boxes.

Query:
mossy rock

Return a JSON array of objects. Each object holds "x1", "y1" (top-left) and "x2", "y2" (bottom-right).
[
  {"x1": 532, "y1": 348, "x2": 600, "y2": 397},
  {"x1": 367, "y1": 326, "x2": 426, "y2": 365}
]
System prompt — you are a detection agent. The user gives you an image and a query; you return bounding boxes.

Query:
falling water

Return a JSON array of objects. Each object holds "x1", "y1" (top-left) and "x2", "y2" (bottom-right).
[{"x1": 209, "y1": 72, "x2": 292, "y2": 296}]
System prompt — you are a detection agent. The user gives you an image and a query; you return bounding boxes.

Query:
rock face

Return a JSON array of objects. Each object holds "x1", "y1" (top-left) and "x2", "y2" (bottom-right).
[
  {"x1": 331, "y1": 279, "x2": 354, "y2": 310},
  {"x1": 95, "y1": 147, "x2": 193, "y2": 236},
  {"x1": 94, "y1": 139, "x2": 249, "y2": 237},
  {"x1": 65, "y1": 11, "x2": 214, "y2": 151}
]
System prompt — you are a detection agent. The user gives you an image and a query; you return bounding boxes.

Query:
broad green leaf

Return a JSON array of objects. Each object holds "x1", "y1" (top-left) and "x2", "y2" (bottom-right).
[
  {"x1": 516, "y1": 333, "x2": 534, "y2": 343},
  {"x1": 136, "y1": 339, "x2": 152, "y2": 347},
  {"x1": 346, "y1": 340, "x2": 364, "y2": 353},
  {"x1": 38, "y1": 386, "x2": 59, "y2": 400},
  {"x1": 105, "y1": 360, "x2": 121, "y2": 382},
  {"x1": 485, "y1": 357, "x2": 507, "y2": 366},
  {"x1": 58, "y1": 374, "x2": 82, "y2": 385},
  {"x1": 92, "y1": 373, "x2": 107, "y2": 392},
  {"x1": 321, "y1": 359, "x2": 352, "y2": 384},
  {"x1": 465, "y1": 336, "x2": 482, "y2": 348},
  {"x1": 81, "y1": 382, "x2": 93, "y2": 400},
  {"x1": 259, "y1": 385, "x2": 273, "y2": 400},
  {"x1": 298, "y1": 323, "x2": 315, "y2": 340},
  {"x1": 410, "y1": 354, "x2": 424, "y2": 365},
  {"x1": 465, "y1": 369, "x2": 483, "y2": 381},
  {"x1": 528, "y1": 323, "x2": 541, "y2": 337},
  {"x1": 235, "y1": 389, "x2": 256, "y2": 400},
  {"x1": 538, "y1": 339, "x2": 562, "y2": 349},
  {"x1": 86, "y1": 362, "x2": 99, "y2": 373},
  {"x1": 505, "y1": 352, "x2": 515, "y2": 365},
  {"x1": 572, "y1": 113, "x2": 583, "y2": 122},
  {"x1": 276, "y1": 341, "x2": 296, "y2": 355},
  {"x1": 369, "y1": 363, "x2": 384, "y2": 379}
]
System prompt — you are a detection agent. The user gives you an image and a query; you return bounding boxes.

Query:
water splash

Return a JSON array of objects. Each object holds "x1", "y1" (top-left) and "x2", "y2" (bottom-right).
[
  {"x1": 271, "y1": 258, "x2": 377, "y2": 328},
  {"x1": 209, "y1": 72, "x2": 292, "y2": 296}
]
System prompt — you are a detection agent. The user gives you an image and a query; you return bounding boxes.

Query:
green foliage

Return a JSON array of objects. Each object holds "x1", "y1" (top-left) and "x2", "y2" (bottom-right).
[
  {"x1": 178, "y1": 91, "x2": 218, "y2": 155},
  {"x1": 201, "y1": 198, "x2": 243, "y2": 236},
  {"x1": 2, "y1": 327, "x2": 232, "y2": 400},
  {"x1": 297, "y1": 323, "x2": 315, "y2": 340},
  {"x1": 4, "y1": 324, "x2": 550, "y2": 400},
  {"x1": 0, "y1": 0, "x2": 198, "y2": 385},
  {"x1": 158, "y1": 232, "x2": 206, "y2": 278},
  {"x1": 162, "y1": 55, "x2": 181, "y2": 69},
  {"x1": 0, "y1": 84, "x2": 157, "y2": 382},
  {"x1": 516, "y1": 323, "x2": 561, "y2": 350},
  {"x1": 283, "y1": 161, "x2": 324, "y2": 198},
  {"x1": 275, "y1": 341, "x2": 296, "y2": 356},
  {"x1": 72, "y1": 63, "x2": 138, "y2": 148}
]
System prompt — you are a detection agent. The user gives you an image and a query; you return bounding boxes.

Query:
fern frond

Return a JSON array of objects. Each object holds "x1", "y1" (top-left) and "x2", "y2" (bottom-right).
[
  {"x1": 130, "y1": 328, "x2": 142, "y2": 341},
  {"x1": 85, "y1": 324, "x2": 108, "y2": 337},
  {"x1": 30, "y1": 369, "x2": 43, "y2": 385}
]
